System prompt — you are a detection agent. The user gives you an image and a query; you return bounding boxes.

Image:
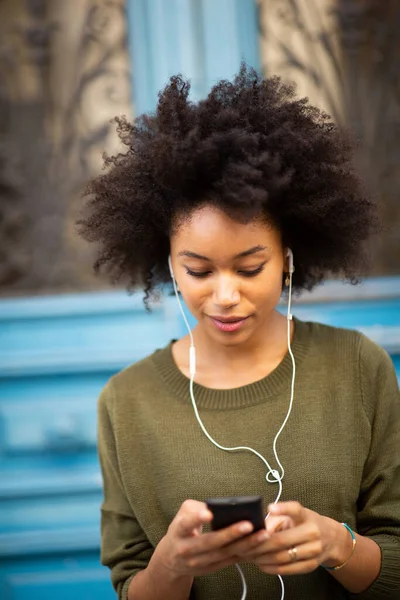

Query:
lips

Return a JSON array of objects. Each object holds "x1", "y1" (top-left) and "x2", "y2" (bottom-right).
[
  {"x1": 209, "y1": 316, "x2": 249, "y2": 332},
  {"x1": 211, "y1": 316, "x2": 247, "y2": 322}
]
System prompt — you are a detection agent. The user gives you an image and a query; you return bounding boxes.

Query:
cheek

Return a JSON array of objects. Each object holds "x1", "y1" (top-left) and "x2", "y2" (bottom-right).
[
  {"x1": 251, "y1": 286, "x2": 282, "y2": 310},
  {"x1": 249, "y1": 267, "x2": 284, "y2": 302},
  {"x1": 179, "y1": 282, "x2": 209, "y2": 314}
]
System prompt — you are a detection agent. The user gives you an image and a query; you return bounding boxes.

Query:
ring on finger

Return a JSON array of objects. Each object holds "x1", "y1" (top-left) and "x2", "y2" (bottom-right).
[{"x1": 288, "y1": 546, "x2": 298, "y2": 562}]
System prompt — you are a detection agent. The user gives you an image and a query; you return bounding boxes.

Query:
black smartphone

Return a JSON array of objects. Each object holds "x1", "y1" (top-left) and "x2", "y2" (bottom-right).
[{"x1": 206, "y1": 495, "x2": 265, "y2": 532}]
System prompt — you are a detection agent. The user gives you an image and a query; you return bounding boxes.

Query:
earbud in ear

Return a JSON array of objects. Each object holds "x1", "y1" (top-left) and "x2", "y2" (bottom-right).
[
  {"x1": 286, "y1": 248, "x2": 294, "y2": 274},
  {"x1": 168, "y1": 255, "x2": 174, "y2": 280},
  {"x1": 168, "y1": 255, "x2": 180, "y2": 292}
]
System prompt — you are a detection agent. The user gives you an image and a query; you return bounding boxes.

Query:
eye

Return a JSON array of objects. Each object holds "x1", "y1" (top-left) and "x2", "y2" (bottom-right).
[
  {"x1": 239, "y1": 264, "x2": 266, "y2": 277},
  {"x1": 185, "y1": 264, "x2": 266, "y2": 279},
  {"x1": 185, "y1": 269, "x2": 210, "y2": 278}
]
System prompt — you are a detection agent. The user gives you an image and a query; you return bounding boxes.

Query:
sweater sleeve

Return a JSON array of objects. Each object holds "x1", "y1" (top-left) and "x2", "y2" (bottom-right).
[
  {"x1": 349, "y1": 335, "x2": 400, "y2": 599},
  {"x1": 97, "y1": 379, "x2": 154, "y2": 600}
]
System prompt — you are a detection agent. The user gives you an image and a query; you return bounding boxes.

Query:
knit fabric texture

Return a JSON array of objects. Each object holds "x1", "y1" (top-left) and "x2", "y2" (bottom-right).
[{"x1": 98, "y1": 318, "x2": 400, "y2": 600}]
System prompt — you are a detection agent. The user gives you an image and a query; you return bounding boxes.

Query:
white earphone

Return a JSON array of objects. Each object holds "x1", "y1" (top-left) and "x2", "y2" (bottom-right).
[
  {"x1": 286, "y1": 247, "x2": 294, "y2": 274},
  {"x1": 168, "y1": 254, "x2": 175, "y2": 280},
  {"x1": 168, "y1": 249, "x2": 296, "y2": 600}
]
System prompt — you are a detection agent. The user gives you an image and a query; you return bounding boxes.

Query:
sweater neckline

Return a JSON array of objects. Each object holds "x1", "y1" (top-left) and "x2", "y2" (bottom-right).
[{"x1": 151, "y1": 317, "x2": 310, "y2": 410}]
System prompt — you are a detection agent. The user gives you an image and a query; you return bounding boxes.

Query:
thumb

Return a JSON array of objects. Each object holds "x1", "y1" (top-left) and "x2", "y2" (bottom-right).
[
  {"x1": 173, "y1": 500, "x2": 212, "y2": 538},
  {"x1": 265, "y1": 514, "x2": 295, "y2": 534}
]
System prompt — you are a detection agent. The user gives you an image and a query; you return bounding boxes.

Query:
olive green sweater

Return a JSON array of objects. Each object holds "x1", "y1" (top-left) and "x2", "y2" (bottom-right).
[{"x1": 98, "y1": 318, "x2": 400, "y2": 600}]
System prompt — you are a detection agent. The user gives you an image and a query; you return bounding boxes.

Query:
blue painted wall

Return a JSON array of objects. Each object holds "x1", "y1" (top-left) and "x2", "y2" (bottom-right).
[
  {"x1": 1, "y1": 278, "x2": 399, "y2": 598},
  {"x1": 0, "y1": 293, "x2": 183, "y2": 599}
]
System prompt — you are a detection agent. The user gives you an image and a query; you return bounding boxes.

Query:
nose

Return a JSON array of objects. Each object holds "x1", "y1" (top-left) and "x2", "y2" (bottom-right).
[{"x1": 213, "y1": 274, "x2": 240, "y2": 308}]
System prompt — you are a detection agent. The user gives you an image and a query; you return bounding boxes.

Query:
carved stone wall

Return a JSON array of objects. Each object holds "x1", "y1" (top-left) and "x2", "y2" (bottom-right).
[
  {"x1": 0, "y1": 0, "x2": 398, "y2": 298},
  {"x1": 259, "y1": 0, "x2": 400, "y2": 275},
  {"x1": 259, "y1": 0, "x2": 344, "y2": 120},
  {"x1": 0, "y1": 0, "x2": 132, "y2": 296}
]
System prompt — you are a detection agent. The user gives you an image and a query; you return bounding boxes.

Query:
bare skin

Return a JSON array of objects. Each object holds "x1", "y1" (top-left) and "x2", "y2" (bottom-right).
[
  {"x1": 170, "y1": 205, "x2": 294, "y2": 388},
  {"x1": 128, "y1": 204, "x2": 381, "y2": 600}
]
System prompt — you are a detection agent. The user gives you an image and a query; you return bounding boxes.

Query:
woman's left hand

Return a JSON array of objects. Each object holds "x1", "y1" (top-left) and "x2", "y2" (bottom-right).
[{"x1": 239, "y1": 501, "x2": 346, "y2": 575}]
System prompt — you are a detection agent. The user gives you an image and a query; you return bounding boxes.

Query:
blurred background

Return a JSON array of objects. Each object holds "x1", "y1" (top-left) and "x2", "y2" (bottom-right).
[{"x1": 0, "y1": 1, "x2": 399, "y2": 599}]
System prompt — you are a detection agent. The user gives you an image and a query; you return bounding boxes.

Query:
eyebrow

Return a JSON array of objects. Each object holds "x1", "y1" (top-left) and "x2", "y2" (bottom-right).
[{"x1": 177, "y1": 245, "x2": 268, "y2": 261}]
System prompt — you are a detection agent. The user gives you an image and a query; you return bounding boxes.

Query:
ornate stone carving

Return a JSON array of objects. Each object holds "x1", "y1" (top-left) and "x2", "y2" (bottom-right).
[
  {"x1": 0, "y1": 0, "x2": 132, "y2": 295},
  {"x1": 0, "y1": 1, "x2": 398, "y2": 296},
  {"x1": 259, "y1": 0, "x2": 400, "y2": 275}
]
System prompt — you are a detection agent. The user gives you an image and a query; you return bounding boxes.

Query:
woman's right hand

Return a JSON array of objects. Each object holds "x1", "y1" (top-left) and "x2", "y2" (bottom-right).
[{"x1": 155, "y1": 499, "x2": 270, "y2": 577}]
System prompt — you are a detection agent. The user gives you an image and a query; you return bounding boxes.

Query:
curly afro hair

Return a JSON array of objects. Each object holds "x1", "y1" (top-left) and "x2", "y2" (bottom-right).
[{"x1": 78, "y1": 64, "x2": 377, "y2": 305}]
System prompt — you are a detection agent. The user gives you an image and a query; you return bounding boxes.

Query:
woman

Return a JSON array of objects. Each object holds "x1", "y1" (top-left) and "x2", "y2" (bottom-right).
[{"x1": 78, "y1": 66, "x2": 400, "y2": 600}]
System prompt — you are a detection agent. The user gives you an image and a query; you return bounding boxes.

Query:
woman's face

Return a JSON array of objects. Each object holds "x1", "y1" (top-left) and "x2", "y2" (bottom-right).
[{"x1": 169, "y1": 205, "x2": 288, "y2": 347}]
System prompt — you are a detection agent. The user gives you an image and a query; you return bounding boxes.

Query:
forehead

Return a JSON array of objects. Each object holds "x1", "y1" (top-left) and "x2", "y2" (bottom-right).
[{"x1": 170, "y1": 205, "x2": 281, "y2": 256}]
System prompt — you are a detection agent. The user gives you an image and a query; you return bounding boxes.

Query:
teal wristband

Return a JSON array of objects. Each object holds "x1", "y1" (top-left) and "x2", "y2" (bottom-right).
[{"x1": 322, "y1": 523, "x2": 356, "y2": 571}]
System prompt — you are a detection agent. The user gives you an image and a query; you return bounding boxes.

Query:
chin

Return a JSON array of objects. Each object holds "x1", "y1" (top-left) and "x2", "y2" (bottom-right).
[{"x1": 211, "y1": 327, "x2": 254, "y2": 347}]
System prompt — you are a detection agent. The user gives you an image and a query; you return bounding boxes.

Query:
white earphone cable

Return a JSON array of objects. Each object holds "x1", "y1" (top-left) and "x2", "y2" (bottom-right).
[{"x1": 169, "y1": 255, "x2": 295, "y2": 600}]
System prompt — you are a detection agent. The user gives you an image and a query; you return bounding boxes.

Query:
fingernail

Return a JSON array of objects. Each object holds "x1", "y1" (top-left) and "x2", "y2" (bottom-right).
[
  {"x1": 239, "y1": 522, "x2": 253, "y2": 534},
  {"x1": 201, "y1": 510, "x2": 211, "y2": 520}
]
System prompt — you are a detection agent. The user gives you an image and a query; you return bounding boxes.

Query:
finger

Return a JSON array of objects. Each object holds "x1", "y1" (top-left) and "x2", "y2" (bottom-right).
[
  {"x1": 181, "y1": 528, "x2": 268, "y2": 570},
  {"x1": 246, "y1": 539, "x2": 322, "y2": 564},
  {"x1": 268, "y1": 501, "x2": 306, "y2": 525},
  {"x1": 173, "y1": 500, "x2": 213, "y2": 537},
  {"x1": 251, "y1": 522, "x2": 320, "y2": 555},
  {"x1": 184, "y1": 520, "x2": 255, "y2": 557},
  {"x1": 223, "y1": 527, "x2": 270, "y2": 558},
  {"x1": 265, "y1": 515, "x2": 294, "y2": 534}
]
